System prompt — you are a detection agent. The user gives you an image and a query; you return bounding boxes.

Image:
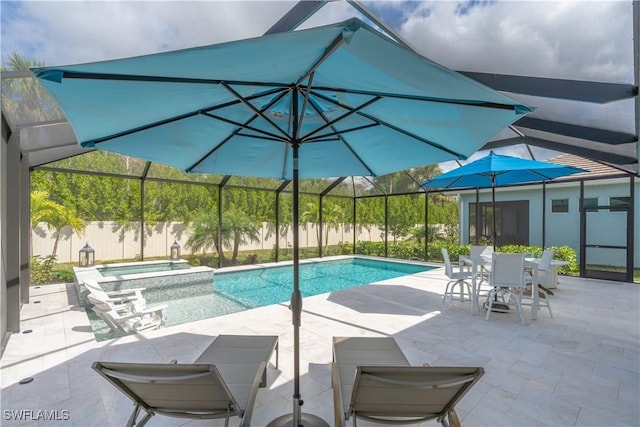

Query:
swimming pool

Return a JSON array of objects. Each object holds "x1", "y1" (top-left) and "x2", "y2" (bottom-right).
[{"x1": 87, "y1": 257, "x2": 433, "y2": 340}]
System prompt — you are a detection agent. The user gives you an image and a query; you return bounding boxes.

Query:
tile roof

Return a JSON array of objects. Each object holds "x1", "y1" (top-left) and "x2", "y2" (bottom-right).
[{"x1": 545, "y1": 153, "x2": 624, "y2": 179}]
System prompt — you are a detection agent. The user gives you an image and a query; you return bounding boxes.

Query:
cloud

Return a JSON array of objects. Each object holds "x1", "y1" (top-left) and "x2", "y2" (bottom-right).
[
  {"x1": 2, "y1": 0, "x2": 633, "y2": 85},
  {"x1": 1, "y1": 0, "x2": 633, "y2": 167},
  {"x1": 1, "y1": 1, "x2": 297, "y2": 66},
  {"x1": 398, "y1": 1, "x2": 633, "y2": 83}
]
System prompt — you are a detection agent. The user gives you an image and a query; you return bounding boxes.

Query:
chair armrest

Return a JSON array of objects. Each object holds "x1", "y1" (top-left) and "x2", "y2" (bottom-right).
[
  {"x1": 448, "y1": 409, "x2": 462, "y2": 427},
  {"x1": 331, "y1": 362, "x2": 345, "y2": 427},
  {"x1": 239, "y1": 361, "x2": 267, "y2": 427},
  {"x1": 106, "y1": 289, "x2": 145, "y2": 298},
  {"x1": 117, "y1": 304, "x2": 167, "y2": 320}
]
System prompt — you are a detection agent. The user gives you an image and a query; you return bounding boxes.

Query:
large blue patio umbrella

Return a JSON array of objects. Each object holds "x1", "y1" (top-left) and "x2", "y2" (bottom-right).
[
  {"x1": 33, "y1": 18, "x2": 532, "y2": 426},
  {"x1": 421, "y1": 151, "x2": 588, "y2": 247}
]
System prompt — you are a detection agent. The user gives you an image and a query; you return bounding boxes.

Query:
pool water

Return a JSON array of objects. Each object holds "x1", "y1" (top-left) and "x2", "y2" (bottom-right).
[
  {"x1": 213, "y1": 257, "x2": 430, "y2": 307},
  {"x1": 88, "y1": 258, "x2": 432, "y2": 340}
]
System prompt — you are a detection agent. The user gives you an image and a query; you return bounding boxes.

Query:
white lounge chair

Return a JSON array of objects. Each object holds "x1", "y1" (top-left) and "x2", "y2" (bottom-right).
[
  {"x1": 83, "y1": 279, "x2": 146, "y2": 311},
  {"x1": 332, "y1": 336, "x2": 484, "y2": 427},
  {"x1": 92, "y1": 334, "x2": 279, "y2": 427},
  {"x1": 92, "y1": 305, "x2": 166, "y2": 334}
]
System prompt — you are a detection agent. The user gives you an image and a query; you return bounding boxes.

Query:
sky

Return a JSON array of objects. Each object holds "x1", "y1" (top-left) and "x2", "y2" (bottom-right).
[{"x1": 1, "y1": 0, "x2": 635, "y2": 171}]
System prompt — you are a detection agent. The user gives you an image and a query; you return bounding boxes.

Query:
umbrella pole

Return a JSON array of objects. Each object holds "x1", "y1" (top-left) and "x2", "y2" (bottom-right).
[
  {"x1": 488, "y1": 178, "x2": 509, "y2": 312},
  {"x1": 292, "y1": 141, "x2": 302, "y2": 425},
  {"x1": 268, "y1": 142, "x2": 328, "y2": 427},
  {"x1": 492, "y1": 180, "x2": 497, "y2": 250}
]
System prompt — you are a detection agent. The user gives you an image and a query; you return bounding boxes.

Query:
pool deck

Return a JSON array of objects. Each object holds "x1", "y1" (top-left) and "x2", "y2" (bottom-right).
[{"x1": 1, "y1": 263, "x2": 638, "y2": 426}]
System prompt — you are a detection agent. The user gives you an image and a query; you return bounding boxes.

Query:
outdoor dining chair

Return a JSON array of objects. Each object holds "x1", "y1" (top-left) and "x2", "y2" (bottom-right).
[
  {"x1": 523, "y1": 249, "x2": 555, "y2": 318},
  {"x1": 485, "y1": 252, "x2": 528, "y2": 325},
  {"x1": 441, "y1": 248, "x2": 473, "y2": 305}
]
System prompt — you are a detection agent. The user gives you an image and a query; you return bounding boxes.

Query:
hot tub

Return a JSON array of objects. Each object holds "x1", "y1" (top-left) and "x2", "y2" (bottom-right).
[{"x1": 74, "y1": 260, "x2": 215, "y2": 307}]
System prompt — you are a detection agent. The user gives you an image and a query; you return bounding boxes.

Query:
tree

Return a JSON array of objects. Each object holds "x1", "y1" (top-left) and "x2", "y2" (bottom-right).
[
  {"x1": 30, "y1": 190, "x2": 86, "y2": 257},
  {"x1": 372, "y1": 164, "x2": 441, "y2": 194},
  {"x1": 185, "y1": 208, "x2": 261, "y2": 265},
  {"x1": 300, "y1": 199, "x2": 345, "y2": 251},
  {"x1": 1, "y1": 52, "x2": 60, "y2": 123},
  {"x1": 47, "y1": 207, "x2": 86, "y2": 258},
  {"x1": 185, "y1": 211, "x2": 226, "y2": 264},
  {"x1": 224, "y1": 208, "x2": 261, "y2": 263},
  {"x1": 30, "y1": 191, "x2": 63, "y2": 228}
]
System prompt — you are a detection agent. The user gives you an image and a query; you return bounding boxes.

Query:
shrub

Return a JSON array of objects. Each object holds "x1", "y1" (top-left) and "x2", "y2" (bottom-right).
[
  {"x1": 548, "y1": 245, "x2": 578, "y2": 274},
  {"x1": 30, "y1": 255, "x2": 57, "y2": 284},
  {"x1": 52, "y1": 268, "x2": 75, "y2": 283}
]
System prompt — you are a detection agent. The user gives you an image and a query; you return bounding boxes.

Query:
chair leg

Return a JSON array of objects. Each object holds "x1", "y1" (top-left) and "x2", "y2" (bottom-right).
[
  {"x1": 444, "y1": 280, "x2": 472, "y2": 304},
  {"x1": 442, "y1": 283, "x2": 453, "y2": 302},
  {"x1": 511, "y1": 293, "x2": 526, "y2": 326},
  {"x1": 485, "y1": 289, "x2": 495, "y2": 321},
  {"x1": 540, "y1": 289, "x2": 554, "y2": 318}
]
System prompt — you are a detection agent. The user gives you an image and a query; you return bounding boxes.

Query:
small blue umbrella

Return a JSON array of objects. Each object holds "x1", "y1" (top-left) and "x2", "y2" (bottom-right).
[
  {"x1": 421, "y1": 151, "x2": 588, "y2": 246},
  {"x1": 33, "y1": 18, "x2": 532, "y2": 425}
]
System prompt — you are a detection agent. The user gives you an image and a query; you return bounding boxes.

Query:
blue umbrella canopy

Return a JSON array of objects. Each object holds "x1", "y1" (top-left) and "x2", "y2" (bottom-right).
[
  {"x1": 421, "y1": 151, "x2": 588, "y2": 189},
  {"x1": 32, "y1": 18, "x2": 532, "y2": 179},
  {"x1": 421, "y1": 151, "x2": 588, "y2": 248},
  {"x1": 32, "y1": 18, "x2": 533, "y2": 426}
]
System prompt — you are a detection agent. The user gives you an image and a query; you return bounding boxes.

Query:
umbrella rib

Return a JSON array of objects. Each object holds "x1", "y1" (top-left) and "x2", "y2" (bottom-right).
[
  {"x1": 300, "y1": 94, "x2": 382, "y2": 141},
  {"x1": 310, "y1": 85, "x2": 522, "y2": 111},
  {"x1": 305, "y1": 94, "x2": 376, "y2": 177},
  {"x1": 52, "y1": 71, "x2": 525, "y2": 112},
  {"x1": 220, "y1": 82, "x2": 291, "y2": 140},
  {"x1": 357, "y1": 111, "x2": 466, "y2": 159},
  {"x1": 294, "y1": 73, "x2": 315, "y2": 140},
  {"x1": 304, "y1": 123, "x2": 379, "y2": 143},
  {"x1": 201, "y1": 112, "x2": 289, "y2": 142},
  {"x1": 84, "y1": 92, "x2": 278, "y2": 147},
  {"x1": 295, "y1": 32, "x2": 346, "y2": 87},
  {"x1": 186, "y1": 89, "x2": 292, "y2": 172},
  {"x1": 85, "y1": 104, "x2": 235, "y2": 147},
  {"x1": 52, "y1": 70, "x2": 294, "y2": 88}
]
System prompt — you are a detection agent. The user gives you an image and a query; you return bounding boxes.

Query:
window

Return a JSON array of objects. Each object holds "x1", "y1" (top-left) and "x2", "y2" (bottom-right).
[
  {"x1": 551, "y1": 199, "x2": 569, "y2": 213},
  {"x1": 609, "y1": 196, "x2": 630, "y2": 212},
  {"x1": 469, "y1": 200, "x2": 529, "y2": 246},
  {"x1": 583, "y1": 197, "x2": 598, "y2": 212}
]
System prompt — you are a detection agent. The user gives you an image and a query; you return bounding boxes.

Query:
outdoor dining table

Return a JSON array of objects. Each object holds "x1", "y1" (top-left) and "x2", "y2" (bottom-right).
[{"x1": 460, "y1": 254, "x2": 567, "y2": 320}]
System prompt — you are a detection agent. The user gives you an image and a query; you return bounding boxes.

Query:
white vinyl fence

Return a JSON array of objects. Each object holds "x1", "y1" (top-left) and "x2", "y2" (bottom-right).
[{"x1": 32, "y1": 221, "x2": 387, "y2": 263}]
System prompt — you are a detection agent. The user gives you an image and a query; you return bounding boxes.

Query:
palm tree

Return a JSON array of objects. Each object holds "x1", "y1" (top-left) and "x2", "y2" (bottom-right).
[
  {"x1": 186, "y1": 211, "x2": 228, "y2": 264},
  {"x1": 47, "y1": 207, "x2": 86, "y2": 258},
  {"x1": 225, "y1": 208, "x2": 261, "y2": 263},
  {"x1": 186, "y1": 209, "x2": 261, "y2": 265},
  {"x1": 30, "y1": 191, "x2": 63, "y2": 227},
  {"x1": 300, "y1": 201, "x2": 344, "y2": 251},
  {"x1": 30, "y1": 190, "x2": 64, "y2": 256},
  {"x1": 1, "y1": 52, "x2": 58, "y2": 123}
]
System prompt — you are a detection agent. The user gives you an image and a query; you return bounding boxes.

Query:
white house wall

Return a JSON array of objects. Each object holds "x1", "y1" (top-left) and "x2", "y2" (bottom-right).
[{"x1": 460, "y1": 178, "x2": 640, "y2": 269}]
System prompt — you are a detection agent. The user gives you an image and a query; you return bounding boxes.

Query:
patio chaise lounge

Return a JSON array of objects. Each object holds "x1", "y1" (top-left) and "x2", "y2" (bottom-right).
[
  {"x1": 92, "y1": 305, "x2": 167, "y2": 334},
  {"x1": 332, "y1": 336, "x2": 484, "y2": 427},
  {"x1": 93, "y1": 334, "x2": 279, "y2": 427},
  {"x1": 83, "y1": 278, "x2": 147, "y2": 310}
]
